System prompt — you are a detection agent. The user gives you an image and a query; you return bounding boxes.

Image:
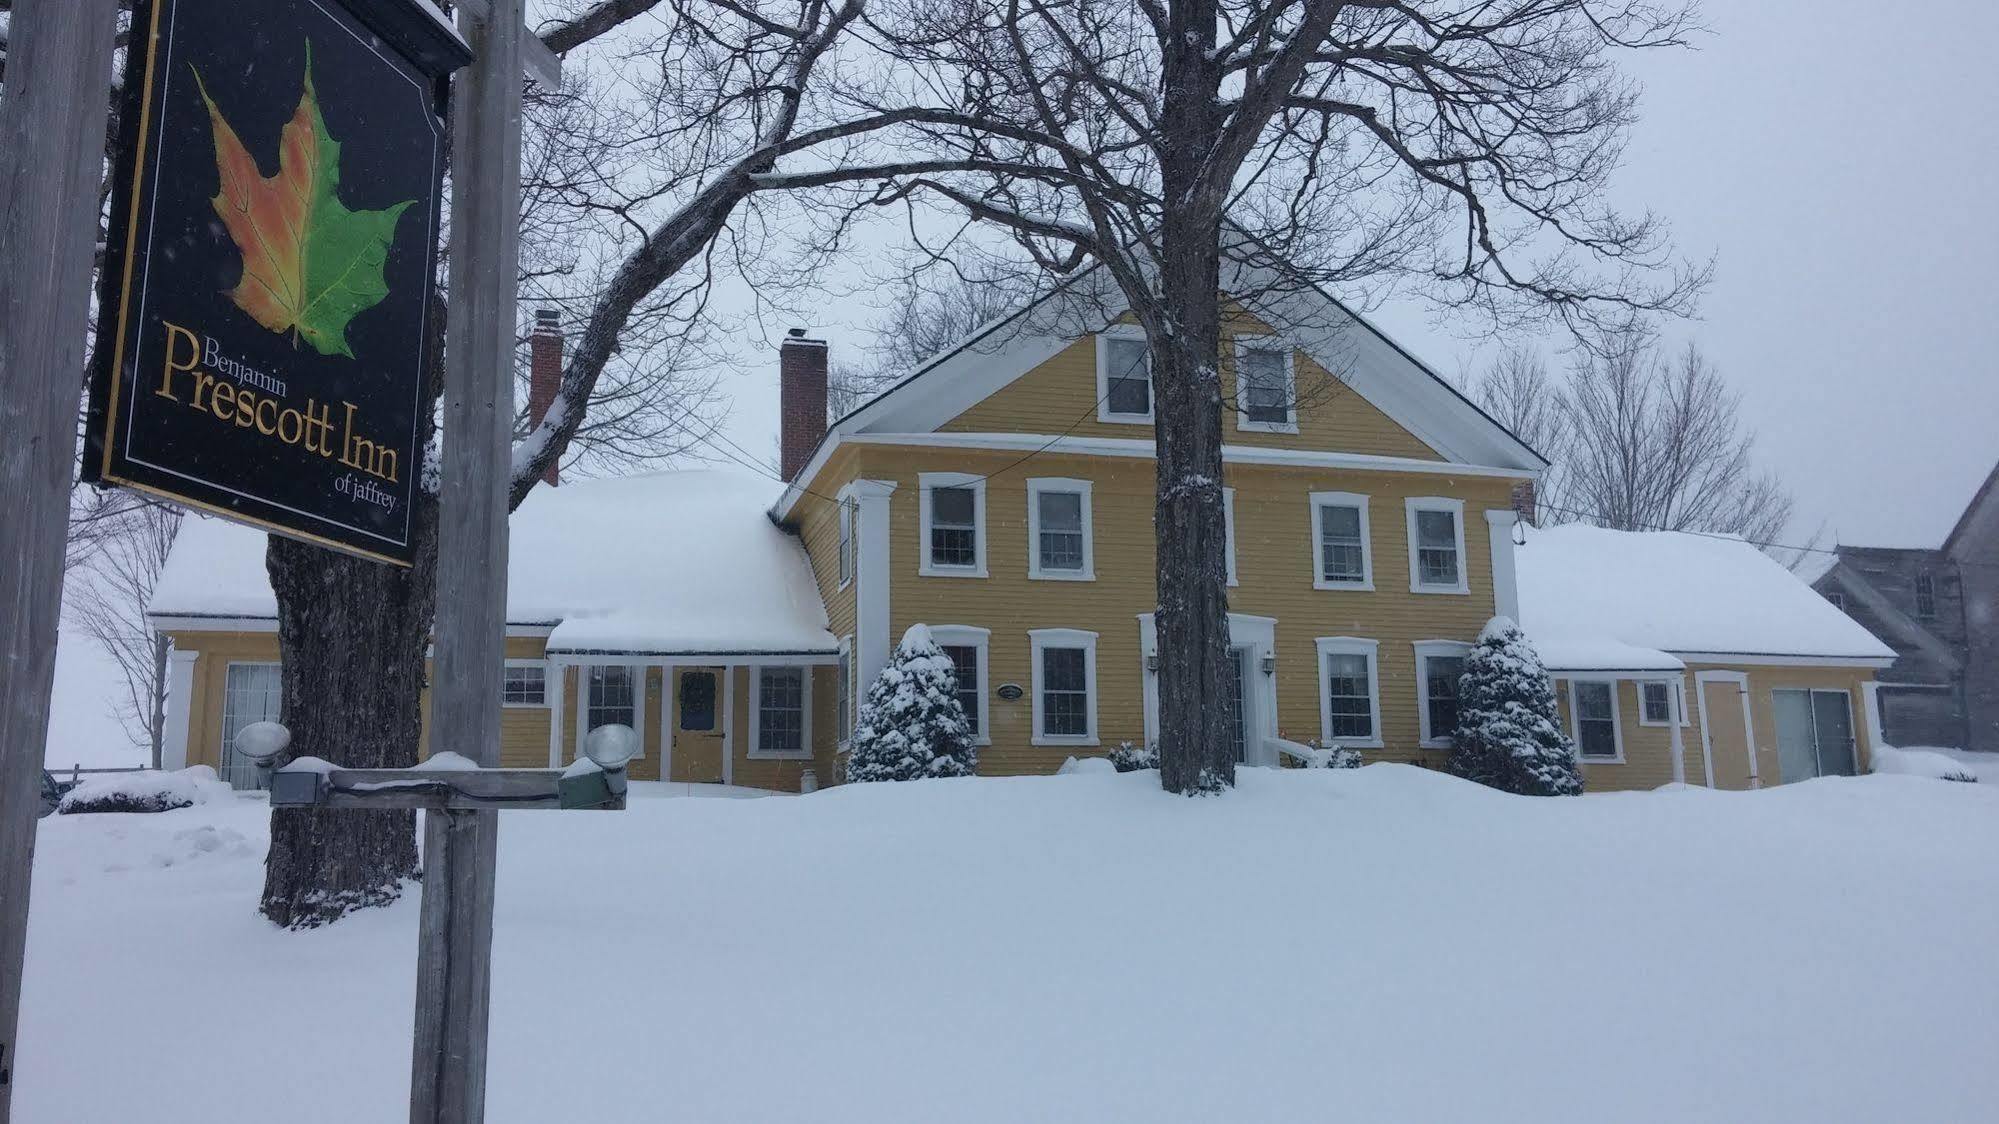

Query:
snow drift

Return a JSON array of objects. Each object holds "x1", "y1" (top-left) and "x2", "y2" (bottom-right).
[{"x1": 20, "y1": 766, "x2": 1999, "y2": 1122}]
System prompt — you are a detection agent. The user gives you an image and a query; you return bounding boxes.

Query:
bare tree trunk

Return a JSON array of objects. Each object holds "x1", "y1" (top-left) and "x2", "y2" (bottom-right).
[
  {"x1": 260, "y1": 521, "x2": 437, "y2": 927},
  {"x1": 1151, "y1": 4, "x2": 1235, "y2": 795},
  {"x1": 259, "y1": 292, "x2": 443, "y2": 930}
]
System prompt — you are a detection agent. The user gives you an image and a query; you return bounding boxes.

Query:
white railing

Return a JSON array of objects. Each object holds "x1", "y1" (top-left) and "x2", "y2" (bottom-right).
[{"x1": 1264, "y1": 736, "x2": 1329, "y2": 767}]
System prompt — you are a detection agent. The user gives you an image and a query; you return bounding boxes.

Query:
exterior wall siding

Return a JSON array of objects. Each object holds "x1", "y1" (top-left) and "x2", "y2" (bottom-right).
[
  {"x1": 1556, "y1": 664, "x2": 1878, "y2": 792},
  {"x1": 941, "y1": 331, "x2": 1445, "y2": 461},
  {"x1": 850, "y1": 443, "x2": 1520, "y2": 776}
]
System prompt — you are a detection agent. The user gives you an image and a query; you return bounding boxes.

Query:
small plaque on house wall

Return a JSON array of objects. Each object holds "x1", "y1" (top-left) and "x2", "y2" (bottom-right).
[{"x1": 996, "y1": 683, "x2": 1025, "y2": 701}]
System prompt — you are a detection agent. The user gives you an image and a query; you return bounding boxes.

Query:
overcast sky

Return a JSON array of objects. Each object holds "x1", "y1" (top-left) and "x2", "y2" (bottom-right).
[{"x1": 708, "y1": 0, "x2": 1999, "y2": 550}]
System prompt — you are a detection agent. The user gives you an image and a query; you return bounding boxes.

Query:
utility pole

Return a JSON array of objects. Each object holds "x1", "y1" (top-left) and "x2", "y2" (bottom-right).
[
  {"x1": 411, "y1": 0, "x2": 523, "y2": 1118},
  {"x1": 0, "y1": 2, "x2": 121, "y2": 1118}
]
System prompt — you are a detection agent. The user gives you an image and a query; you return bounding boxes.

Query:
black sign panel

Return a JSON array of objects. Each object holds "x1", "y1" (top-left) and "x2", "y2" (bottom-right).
[{"x1": 85, "y1": 0, "x2": 470, "y2": 566}]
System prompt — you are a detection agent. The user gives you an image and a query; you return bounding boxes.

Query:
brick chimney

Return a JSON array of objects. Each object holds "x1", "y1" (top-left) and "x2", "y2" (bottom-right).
[
  {"x1": 528, "y1": 309, "x2": 562, "y2": 486},
  {"x1": 779, "y1": 328, "x2": 828, "y2": 482},
  {"x1": 1510, "y1": 479, "x2": 1538, "y2": 526}
]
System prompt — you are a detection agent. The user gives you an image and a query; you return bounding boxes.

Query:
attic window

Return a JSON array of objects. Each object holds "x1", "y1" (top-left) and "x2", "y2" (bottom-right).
[
  {"x1": 1097, "y1": 332, "x2": 1153, "y2": 422},
  {"x1": 1914, "y1": 572, "x2": 1936, "y2": 619},
  {"x1": 1235, "y1": 342, "x2": 1295, "y2": 431}
]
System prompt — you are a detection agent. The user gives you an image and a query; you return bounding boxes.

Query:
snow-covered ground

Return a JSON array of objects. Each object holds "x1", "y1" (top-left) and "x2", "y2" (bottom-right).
[
  {"x1": 1874, "y1": 743, "x2": 1999, "y2": 784},
  {"x1": 18, "y1": 767, "x2": 1999, "y2": 1122}
]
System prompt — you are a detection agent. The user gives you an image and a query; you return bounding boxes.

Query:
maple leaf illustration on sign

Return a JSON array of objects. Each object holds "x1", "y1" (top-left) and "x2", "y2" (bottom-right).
[{"x1": 193, "y1": 43, "x2": 413, "y2": 359}]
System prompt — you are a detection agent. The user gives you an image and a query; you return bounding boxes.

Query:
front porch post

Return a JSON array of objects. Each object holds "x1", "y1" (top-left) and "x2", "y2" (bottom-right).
[
  {"x1": 853, "y1": 480, "x2": 898, "y2": 685},
  {"x1": 1664, "y1": 675, "x2": 1687, "y2": 786},
  {"x1": 160, "y1": 648, "x2": 199, "y2": 772},
  {"x1": 545, "y1": 657, "x2": 566, "y2": 767}
]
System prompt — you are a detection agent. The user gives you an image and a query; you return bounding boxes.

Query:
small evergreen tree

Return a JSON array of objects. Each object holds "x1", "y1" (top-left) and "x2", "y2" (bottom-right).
[
  {"x1": 1450, "y1": 617, "x2": 1584, "y2": 796},
  {"x1": 846, "y1": 624, "x2": 978, "y2": 782}
]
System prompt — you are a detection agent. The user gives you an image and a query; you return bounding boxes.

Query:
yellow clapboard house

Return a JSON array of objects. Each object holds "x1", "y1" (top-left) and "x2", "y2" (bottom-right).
[{"x1": 150, "y1": 283, "x2": 1895, "y2": 791}]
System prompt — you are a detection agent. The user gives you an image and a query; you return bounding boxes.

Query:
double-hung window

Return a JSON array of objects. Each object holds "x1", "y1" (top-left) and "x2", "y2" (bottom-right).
[
  {"x1": 1914, "y1": 572, "x2": 1936, "y2": 619},
  {"x1": 502, "y1": 663, "x2": 548, "y2": 707},
  {"x1": 1406, "y1": 497, "x2": 1468, "y2": 594},
  {"x1": 587, "y1": 665, "x2": 636, "y2": 731},
  {"x1": 1028, "y1": 478, "x2": 1094, "y2": 580},
  {"x1": 1315, "y1": 638, "x2": 1382, "y2": 748},
  {"x1": 752, "y1": 666, "x2": 810, "y2": 758},
  {"x1": 919, "y1": 473, "x2": 986, "y2": 577},
  {"x1": 837, "y1": 497, "x2": 855, "y2": 589},
  {"x1": 1413, "y1": 641, "x2": 1471, "y2": 747},
  {"x1": 221, "y1": 662, "x2": 282, "y2": 789},
  {"x1": 1570, "y1": 681, "x2": 1621, "y2": 761},
  {"x1": 1096, "y1": 330, "x2": 1153, "y2": 423},
  {"x1": 930, "y1": 625, "x2": 991, "y2": 743},
  {"x1": 1235, "y1": 340, "x2": 1296, "y2": 431},
  {"x1": 1222, "y1": 487, "x2": 1238, "y2": 586},
  {"x1": 837, "y1": 638, "x2": 853, "y2": 746},
  {"x1": 1310, "y1": 492, "x2": 1372, "y2": 590},
  {"x1": 1030, "y1": 628, "x2": 1098, "y2": 745}
]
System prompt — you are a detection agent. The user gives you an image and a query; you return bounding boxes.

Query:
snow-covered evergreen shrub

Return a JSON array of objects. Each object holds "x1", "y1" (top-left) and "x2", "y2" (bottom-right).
[
  {"x1": 57, "y1": 766, "x2": 231, "y2": 815},
  {"x1": 1448, "y1": 617, "x2": 1584, "y2": 797},
  {"x1": 846, "y1": 624, "x2": 978, "y2": 782},
  {"x1": 1108, "y1": 741, "x2": 1158, "y2": 772},
  {"x1": 1941, "y1": 770, "x2": 1980, "y2": 784},
  {"x1": 1299, "y1": 741, "x2": 1363, "y2": 769}
]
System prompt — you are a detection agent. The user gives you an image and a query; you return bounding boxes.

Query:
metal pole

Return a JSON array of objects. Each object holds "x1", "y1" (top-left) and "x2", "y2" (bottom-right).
[
  {"x1": 0, "y1": 2, "x2": 121, "y2": 1117},
  {"x1": 410, "y1": 0, "x2": 522, "y2": 1119}
]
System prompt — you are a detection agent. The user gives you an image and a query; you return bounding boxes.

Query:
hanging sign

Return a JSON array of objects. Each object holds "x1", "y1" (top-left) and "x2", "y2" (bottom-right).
[{"x1": 83, "y1": 0, "x2": 471, "y2": 566}]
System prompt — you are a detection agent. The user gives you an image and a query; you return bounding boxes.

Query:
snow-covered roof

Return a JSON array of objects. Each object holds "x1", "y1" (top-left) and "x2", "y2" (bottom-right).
[
  {"x1": 151, "y1": 469, "x2": 837, "y2": 657},
  {"x1": 1515, "y1": 523, "x2": 1896, "y2": 673}
]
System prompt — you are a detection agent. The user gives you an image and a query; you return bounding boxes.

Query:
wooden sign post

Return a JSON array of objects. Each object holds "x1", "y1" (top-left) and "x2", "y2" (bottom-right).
[
  {"x1": 5, "y1": 0, "x2": 564, "y2": 1120},
  {"x1": 0, "y1": 3, "x2": 123, "y2": 1119}
]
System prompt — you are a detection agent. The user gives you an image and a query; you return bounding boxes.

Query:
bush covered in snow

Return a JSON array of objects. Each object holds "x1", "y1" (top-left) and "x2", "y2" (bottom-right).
[
  {"x1": 1298, "y1": 742, "x2": 1364, "y2": 769},
  {"x1": 846, "y1": 624, "x2": 978, "y2": 782},
  {"x1": 59, "y1": 766, "x2": 235, "y2": 815},
  {"x1": 1108, "y1": 741, "x2": 1158, "y2": 772},
  {"x1": 1448, "y1": 618, "x2": 1583, "y2": 797}
]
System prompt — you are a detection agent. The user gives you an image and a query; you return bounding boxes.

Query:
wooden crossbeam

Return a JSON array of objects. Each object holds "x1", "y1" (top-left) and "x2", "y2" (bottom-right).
[{"x1": 269, "y1": 765, "x2": 625, "y2": 811}]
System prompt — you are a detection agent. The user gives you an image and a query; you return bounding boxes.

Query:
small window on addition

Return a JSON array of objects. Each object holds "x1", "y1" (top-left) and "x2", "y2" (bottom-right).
[
  {"x1": 1639, "y1": 681, "x2": 1683, "y2": 726},
  {"x1": 1914, "y1": 572, "x2": 1936, "y2": 619},
  {"x1": 502, "y1": 665, "x2": 547, "y2": 707}
]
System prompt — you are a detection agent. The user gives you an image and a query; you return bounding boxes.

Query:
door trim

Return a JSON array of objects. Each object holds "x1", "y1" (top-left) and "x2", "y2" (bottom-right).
[{"x1": 1694, "y1": 670, "x2": 1757, "y2": 789}]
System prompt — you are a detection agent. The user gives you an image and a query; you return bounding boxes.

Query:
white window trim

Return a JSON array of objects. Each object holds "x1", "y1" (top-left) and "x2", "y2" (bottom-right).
[
  {"x1": 836, "y1": 487, "x2": 856, "y2": 591},
  {"x1": 580, "y1": 663, "x2": 647, "y2": 759},
  {"x1": 929, "y1": 625, "x2": 992, "y2": 746},
  {"x1": 918, "y1": 471, "x2": 988, "y2": 578},
  {"x1": 1314, "y1": 637, "x2": 1383, "y2": 749},
  {"x1": 1094, "y1": 325, "x2": 1154, "y2": 425},
  {"x1": 1412, "y1": 640, "x2": 1473, "y2": 749},
  {"x1": 1222, "y1": 487, "x2": 1238, "y2": 587},
  {"x1": 1025, "y1": 477, "x2": 1096, "y2": 581},
  {"x1": 1029, "y1": 627, "x2": 1100, "y2": 746},
  {"x1": 1309, "y1": 491, "x2": 1374, "y2": 591},
  {"x1": 502, "y1": 658, "x2": 551, "y2": 709},
  {"x1": 748, "y1": 664, "x2": 813, "y2": 760},
  {"x1": 836, "y1": 636, "x2": 854, "y2": 748},
  {"x1": 1638, "y1": 677, "x2": 1690, "y2": 728},
  {"x1": 1405, "y1": 496, "x2": 1470, "y2": 595},
  {"x1": 1232, "y1": 335, "x2": 1298, "y2": 434},
  {"x1": 1568, "y1": 679, "x2": 1625, "y2": 764}
]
